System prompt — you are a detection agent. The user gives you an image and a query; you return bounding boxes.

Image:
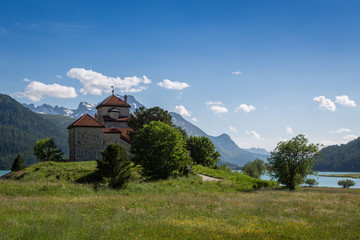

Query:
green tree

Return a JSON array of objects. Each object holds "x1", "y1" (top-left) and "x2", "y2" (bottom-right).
[
  {"x1": 241, "y1": 158, "x2": 266, "y2": 178},
  {"x1": 130, "y1": 121, "x2": 192, "y2": 180},
  {"x1": 96, "y1": 143, "x2": 132, "y2": 189},
  {"x1": 33, "y1": 137, "x2": 63, "y2": 162},
  {"x1": 11, "y1": 154, "x2": 25, "y2": 172},
  {"x1": 305, "y1": 178, "x2": 318, "y2": 187},
  {"x1": 338, "y1": 179, "x2": 356, "y2": 188},
  {"x1": 186, "y1": 136, "x2": 220, "y2": 168},
  {"x1": 127, "y1": 106, "x2": 173, "y2": 137},
  {"x1": 267, "y1": 134, "x2": 320, "y2": 191}
]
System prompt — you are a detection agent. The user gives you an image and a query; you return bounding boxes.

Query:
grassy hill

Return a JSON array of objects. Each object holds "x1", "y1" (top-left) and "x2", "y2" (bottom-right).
[
  {"x1": 1, "y1": 162, "x2": 360, "y2": 239},
  {"x1": 0, "y1": 94, "x2": 72, "y2": 169}
]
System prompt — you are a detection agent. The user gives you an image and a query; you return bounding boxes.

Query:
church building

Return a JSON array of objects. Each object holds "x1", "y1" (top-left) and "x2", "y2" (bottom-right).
[{"x1": 67, "y1": 93, "x2": 132, "y2": 161}]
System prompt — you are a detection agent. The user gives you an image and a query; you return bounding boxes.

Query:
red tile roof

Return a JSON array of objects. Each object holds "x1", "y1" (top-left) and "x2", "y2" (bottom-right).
[
  {"x1": 103, "y1": 128, "x2": 132, "y2": 143},
  {"x1": 96, "y1": 95, "x2": 130, "y2": 109},
  {"x1": 67, "y1": 114, "x2": 105, "y2": 129}
]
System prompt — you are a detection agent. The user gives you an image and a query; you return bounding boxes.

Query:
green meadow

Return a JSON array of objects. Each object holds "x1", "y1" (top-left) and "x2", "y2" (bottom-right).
[{"x1": 1, "y1": 162, "x2": 360, "y2": 239}]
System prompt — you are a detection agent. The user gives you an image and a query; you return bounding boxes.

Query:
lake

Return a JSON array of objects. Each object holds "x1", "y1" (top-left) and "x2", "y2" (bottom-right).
[
  {"x1": 260, "y1": 171, "x2": 360, "y2": 189},
  {"x1": 0, "y1": 170, "x2": 11, "y2": 177}
]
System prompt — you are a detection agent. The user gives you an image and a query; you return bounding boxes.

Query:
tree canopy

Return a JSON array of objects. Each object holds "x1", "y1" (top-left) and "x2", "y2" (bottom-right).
[
  {"x1": 267, "y1": 134, "x2": 320, "y2": 190},
  {"x1": 130, "y1": 121, "x2": 192, "y2": 180},
  {"x1": 33, "y1": 137, "x2": 63, "y2": 162},
  {"x1": 241, "y1": 158, "x2": 266, "y2": 179},
  {"x1": 186, "y1": 136, "x2": 220, "y2": 167},
  {"x1": 338, "y1": 179, "x2": 356, "y2": 188}
]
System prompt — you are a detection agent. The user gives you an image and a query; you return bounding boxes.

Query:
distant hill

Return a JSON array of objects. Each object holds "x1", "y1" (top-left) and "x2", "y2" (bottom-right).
[
  {"x1": 0, "y1": 94, "x2": 69, "y2": 169},
  {"x1": 170, "y1": 112, "x2": 269, "y2": 167},
  {"x1": 243, "y1": 147, "x2": 270, "y2": 156},
  {"x1": 314, "y1": 137, "x2": 360, "y2": 172}
]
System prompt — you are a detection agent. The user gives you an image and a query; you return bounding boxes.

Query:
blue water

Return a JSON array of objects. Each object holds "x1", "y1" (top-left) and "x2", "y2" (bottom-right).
[
  {"x1": 0, "y1": 170, "x2": 11, "y2": 177},
  {"x1": 260, "y1": 172, "x2": 360, "y2": 189}
]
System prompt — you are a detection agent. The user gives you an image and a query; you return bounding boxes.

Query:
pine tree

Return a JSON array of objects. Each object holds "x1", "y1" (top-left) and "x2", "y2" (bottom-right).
[{"x1": 11, "y1": 154, "x2": 25, "y2": 172}]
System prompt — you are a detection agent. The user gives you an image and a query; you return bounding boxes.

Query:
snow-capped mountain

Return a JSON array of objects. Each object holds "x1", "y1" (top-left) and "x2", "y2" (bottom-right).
[{"x1": 22, "y1": 95, "x2": 144, "y2": 118}]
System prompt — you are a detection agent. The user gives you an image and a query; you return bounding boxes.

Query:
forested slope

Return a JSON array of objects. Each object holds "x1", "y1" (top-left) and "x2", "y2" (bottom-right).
[
  {"x1": 315, "y1": 138, "x2": 360, "y2": 171},
  {"x1": 0, "y1": 94, "x2": 70, "y2": 169}
]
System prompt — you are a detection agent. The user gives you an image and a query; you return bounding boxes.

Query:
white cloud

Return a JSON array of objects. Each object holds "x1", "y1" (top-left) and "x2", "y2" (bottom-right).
[
  {"x1": 342, "y1": 134, "x2": 358, "y2": 141},
  {"x1": 67, "y1": 68, "x2": 151, "y2": 95},
  {"x1": 191, "y1": 118, "x2": 198, "y2": 123},
  {"x1": 174, "y1": 105, "x2": 191, "y2": 117},
  {"x1": 232, "y1": 71, "x2": 242, "y2": 75},
  {"x1": 335, "y1": 95, "x2": 356, "y2": 107},
  {"x1": 286, "y1": 127, "x2": 294, "y2": 135},
  {"x1": 20, "y1": 81, "x2": 77, "y2": 102},
  {"x1": 205, "y1": 101, "x2": 223, "y2": 106},
  {"x1": 313, "y1": 96, "x2": 336, "y2": 111},
  {"x1": 23, "y1": 78, "x2": 30, "y2": 82},
  {"x1": 157, "y1": 79, "x2": 189, "y2": 90},
  {"x1": 335, "y1": 128, "x2": 351, "y2": 133},
  {"x1": 235, "y1": 104, "x2": 255, "y2": 113},
  {"x1": 229, "y1": 126, "x2": 238, "y2": 134},
  {"x1": 210, "y1": 105, "x2": 228, "y2": 115},
  {"x1": 56, "y1": 75, "x2": 63, "y2": 79},
  {"x1": 245, "y1": 130, "x2": 263, "y2": 140}
]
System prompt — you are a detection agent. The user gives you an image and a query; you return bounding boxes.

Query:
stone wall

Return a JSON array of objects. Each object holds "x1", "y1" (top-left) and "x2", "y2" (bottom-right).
[{"x1": 69, "y1": 127, "x2": 104, "y2": 161}]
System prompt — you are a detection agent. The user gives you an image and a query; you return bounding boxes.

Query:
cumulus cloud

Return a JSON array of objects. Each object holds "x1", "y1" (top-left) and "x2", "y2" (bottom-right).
[
  {"x1": 235, "y1": 104, "x2": 255, "y2": 113},
  {"x1": 23, "y1": 78, "x2": 31, "y2": 82},
  {"x1": 56, "y1": 75, "x2": 63, "y2": 79},
  {"x1": 67, "y1": 68, "x2": 151, "y2": 95},
  {"x1": 20, "y1": 81, "x2": 77, "y2": 102},
  {"x1": 210, "y1": 105, "x2": 228, "y2": 115},
  {"x1": 336, "y1": 128, "x2": 351, "y2": 133},
  {"x1": 232, "y1": 71, "x2": 242, "y2": 75},
  {"x1": 286, "y1": 127, "x2": 294, "y2": 135},
  {"x1": 245, "y1": 130, "x2": 263, "y2": 140},
  {"x1": 157, "y1": 79, "x2": 189, "y2": 90},
  {"x1": 191, "y1": 118, "x2": 198, "y2": 123},
  {"x1": 335, "y1": 95, "x2": 356, "y2": 107},
  {"x1": 229, "y1": 126, "x2": 239, "y2": 134},
  {"x1": 174, "y1": 105, "x2": 191, "y2": 117},
  {"x1": 313, "y1": 96, "x2": 336, "y2": 111}
]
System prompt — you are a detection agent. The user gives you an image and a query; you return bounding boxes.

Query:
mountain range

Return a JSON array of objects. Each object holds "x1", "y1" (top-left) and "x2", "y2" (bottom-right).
[{"x1": 22, "y1": 95, "x2": 270, "y2": 168}]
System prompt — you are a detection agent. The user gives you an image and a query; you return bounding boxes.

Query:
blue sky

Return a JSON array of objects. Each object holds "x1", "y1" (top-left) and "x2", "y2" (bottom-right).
[{"x1": 1, "y1": 0, "x2": 360, "y2": 150}]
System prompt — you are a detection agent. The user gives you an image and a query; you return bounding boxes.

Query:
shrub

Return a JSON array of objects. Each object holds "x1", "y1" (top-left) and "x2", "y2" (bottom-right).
[
  {"x1": 338, "y1": 179, "x2": 356, "y2": 188},
  {"x1": 305, "y1": 178, "x2": 318, "y2": 187}
]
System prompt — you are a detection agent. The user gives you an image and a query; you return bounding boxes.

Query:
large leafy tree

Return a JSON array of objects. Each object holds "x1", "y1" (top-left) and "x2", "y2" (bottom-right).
[
  {"x1": 130, "y1": 121, "x2": 192, "y2": 180},
  {"x1": 33, "y1": 137, "x2": 63, "y2": 162},
  {"x1": 11, "y1": 154, "x2": 25, "y2": 172},
  {"x1": 97, "y1": 143, "x2": 132, "y2": 189},
  {"x1": 186, "y1": 136, "x2": 220, "y2": 167},
  {"x1": 241, "y1": 158, "x2": 266, "y2": 179},
  {"x1": 127, "y1": 106, "x2": 173, "y2": 136},
  {"x1": 267, "y1": 134, "x2": 319, "y2": 191}
]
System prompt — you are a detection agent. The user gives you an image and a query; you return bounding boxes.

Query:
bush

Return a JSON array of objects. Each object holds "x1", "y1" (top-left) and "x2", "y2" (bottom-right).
[
  {"x1": 305, "y1": 178, "x2": 318, "y2": 187},
  {"x1": 130, "y1": 121, "x2": 192, "y2": 180},
  {"x1": 338, "y1": 179, "x2": 356, "y2": 188},
  {"x1": 96, "y1": 143, "x2": 132, "y2": 189}
]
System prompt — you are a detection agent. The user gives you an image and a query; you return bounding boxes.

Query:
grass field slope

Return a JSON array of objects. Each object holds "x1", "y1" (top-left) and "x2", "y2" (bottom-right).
[{"x1": 1, "y1": 162, "x2": 360, "y2": 239}]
